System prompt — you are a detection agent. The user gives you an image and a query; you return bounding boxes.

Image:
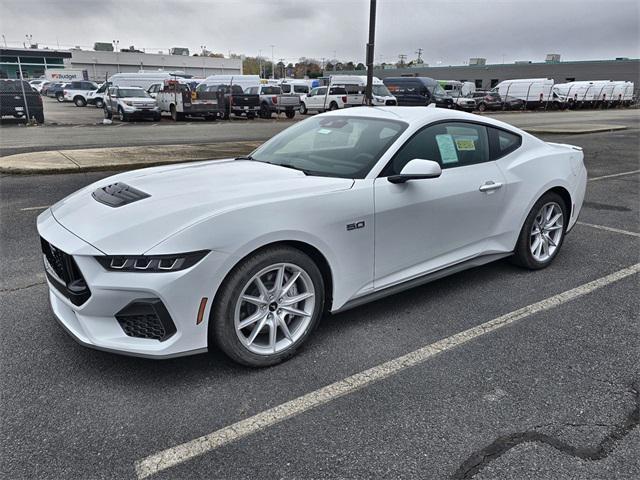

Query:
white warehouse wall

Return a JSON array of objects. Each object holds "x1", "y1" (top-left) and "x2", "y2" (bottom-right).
[{"x1": 69, "y1": 50, "x2": 242, "y2": 81}]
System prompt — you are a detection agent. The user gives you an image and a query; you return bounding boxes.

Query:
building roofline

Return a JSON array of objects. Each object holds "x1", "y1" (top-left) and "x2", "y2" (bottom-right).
[{"x1": 0, "y1": 48, "x2": 72, "y2": 59}]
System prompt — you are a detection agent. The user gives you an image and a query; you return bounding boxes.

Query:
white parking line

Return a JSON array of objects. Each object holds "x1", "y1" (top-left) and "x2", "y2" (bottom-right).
[
  {"x1": 589, "y1": 169, "x2": 640, "y2": 182},
  {"x1": 577, "y1": 221, "x2": 640, "y2": 237},
  {"x1": 134, "y1": 263, "x2": 640, "y2": 479},
  {"x1": 19, "y1": 205, "x2": 49, "y2": 211}
]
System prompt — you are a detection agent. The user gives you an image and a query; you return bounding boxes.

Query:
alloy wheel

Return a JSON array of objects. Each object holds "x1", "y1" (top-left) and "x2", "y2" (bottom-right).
[
  {"x1": 530, "y1": 202, "x2": 564, "y2": 262},
  {"x1": 234, "y1": 263, "x2": 315, "y2": 355}
]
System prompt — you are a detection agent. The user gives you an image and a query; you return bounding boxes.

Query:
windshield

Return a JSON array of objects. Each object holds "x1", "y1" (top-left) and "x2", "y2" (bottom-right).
[
  {"x1": 250, "y1": 116, "x2": 407, "y2": 179},
  {"x1": 372, "y1": 84, "x2": 391, "y2": 96},
  {"x1": 431, "y1": 83, "x2": 447, "y2": 96},
  {"x1": 117, "y1": 88, "x2": 150, "y2": 98}
]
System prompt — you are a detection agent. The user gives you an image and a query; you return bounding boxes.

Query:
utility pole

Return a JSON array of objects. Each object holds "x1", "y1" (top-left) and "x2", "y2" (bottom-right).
[
  {"x1": 258, "y1": 49, "x2": 262, "y2": 78},
  {"x1": 398, "y1": 54, "x2": 407, "y2": 66},
  {"x1": 364, "y1": 0, "x2": 377, "y2": 105},
  {"x1": 113, "y1": 40, "x2": 120, "y2": 72},
  {"x1": 416, "y1": 48, "x2": 423, "y2": 63}
]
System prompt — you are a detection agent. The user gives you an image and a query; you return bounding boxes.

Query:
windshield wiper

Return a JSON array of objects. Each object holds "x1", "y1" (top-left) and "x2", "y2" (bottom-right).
[{"x1": 251, "y1": 159, "x2": 312, "y2": 176}]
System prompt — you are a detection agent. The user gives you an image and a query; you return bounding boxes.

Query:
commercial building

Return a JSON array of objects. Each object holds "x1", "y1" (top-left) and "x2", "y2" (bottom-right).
[
  {"x1": 0, "y1": 47, "x2": 242, "y2": 81},
  {"x1": 340, "y1": 58, "x2": 639, "y2": 91},
  {"x1": 0, "y1": 48, "x2": 72, "y2": 79}
]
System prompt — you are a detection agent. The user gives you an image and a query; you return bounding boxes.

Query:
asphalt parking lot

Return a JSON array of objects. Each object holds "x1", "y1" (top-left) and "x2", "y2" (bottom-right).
[{"x1": 1, "y1": 116, "x2": 639, "y2": 479}]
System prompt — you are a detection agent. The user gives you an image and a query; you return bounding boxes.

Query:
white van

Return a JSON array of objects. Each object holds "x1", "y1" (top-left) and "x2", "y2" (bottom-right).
[
  {"x1": 553, "y1": 80, "x2": 614, "y2": 107},
  {"x1": 201, "y1": 75, "x2": 261, "y2": 92},
  {"x1": 327, "y1": 75, "x2": 397, "y2": 106},
  {"x1": 492, "y1": 78, "x2": 556, "y2": 108},
  {"x1": 279, "y1": 79, "x2": 312, "y2": 97},
  {"x1": 107, "y1": 71, "x2": 189, "y2": 90}
]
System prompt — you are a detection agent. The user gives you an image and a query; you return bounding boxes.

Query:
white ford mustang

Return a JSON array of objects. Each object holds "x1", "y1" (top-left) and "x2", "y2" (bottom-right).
[{"x1": 37, "y1": 107, "x2": 587, "y2": 366}]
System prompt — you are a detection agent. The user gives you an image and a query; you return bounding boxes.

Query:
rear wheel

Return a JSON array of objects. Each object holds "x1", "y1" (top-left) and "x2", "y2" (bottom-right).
[
  {"x1": 477, "y1": 102, "x2": 487, "y2": 112},
  {"x1": 512, "y1": 192, "x2": 567, "y2": 270},
  {"x1": 56, "y1": 93, "x2": 64, "y2": 102},
  {"x1": 329, "y1": 102, "x2": 338, "y2": 111},
  {"x1": 285, "y1": 109, "x2": 296, "y2": 119},
  {"x1": 211, "y1": 246, "x2": 325, "y2": 367},
  {"x1": 259, "y1": 103, "x2": 271, "y2": 119}
]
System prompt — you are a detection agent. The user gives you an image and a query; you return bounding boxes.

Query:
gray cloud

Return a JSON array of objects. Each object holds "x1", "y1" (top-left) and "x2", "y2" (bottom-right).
[{"x1": 1, "y1": 0, "x2": 638, "y2": 65}]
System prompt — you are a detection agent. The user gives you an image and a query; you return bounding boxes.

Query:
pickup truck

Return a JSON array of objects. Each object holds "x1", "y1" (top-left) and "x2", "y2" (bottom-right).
[
  {"x1": 63, "y1": 80, "x2": 100, "y2": 106},
  {"x1": 245, "y1": 85, "x2": 299, "y2": 119},
  {"x1": 157, "y1": 80, "x2": 220, "y2": 121},
  {"x1": 0, "y1": 79, "x2": 45, "y2": 123},
  {"x1": 299, "y1": 86, "x2": 348, "y2": 114},
  {"x1": 195, "y1": 83, "x2": 259, "y2": 119}
]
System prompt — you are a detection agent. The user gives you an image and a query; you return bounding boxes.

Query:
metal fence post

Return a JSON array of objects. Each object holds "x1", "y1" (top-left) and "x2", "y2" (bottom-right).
[
  {"x1": 524, "y1": 82, "x2": 533, "y2": 110},
  {"x1": 17, "y1": 56, "x2": 32, "y2": 123}
]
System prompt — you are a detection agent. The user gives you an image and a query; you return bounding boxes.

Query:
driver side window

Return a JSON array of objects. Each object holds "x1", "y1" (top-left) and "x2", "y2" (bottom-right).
[{"x1": 383, "y1": 122, "x2": 490, "y2": 176}]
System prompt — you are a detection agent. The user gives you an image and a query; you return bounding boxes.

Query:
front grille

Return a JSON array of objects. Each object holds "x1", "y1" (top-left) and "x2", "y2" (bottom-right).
[
  {"x1": 41, "y1": 237, "x2": 91, "y2": 306},
  {"x1": 115, "y1": 299, "x2": 176, "y2": 342},
  {"x1": 92, "y1": 182, "x2": 150, "y2": 208}
]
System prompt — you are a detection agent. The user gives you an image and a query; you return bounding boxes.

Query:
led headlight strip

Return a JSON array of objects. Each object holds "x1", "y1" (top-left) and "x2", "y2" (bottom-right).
[{"x1": 95, "y1": 250, "x2": 209, "y2": 273}]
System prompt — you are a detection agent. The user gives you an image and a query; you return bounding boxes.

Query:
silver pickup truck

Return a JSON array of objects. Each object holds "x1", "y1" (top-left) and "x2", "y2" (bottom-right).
[{"x1": 245, "y1": 85, "x2": 300, "y2": 119}]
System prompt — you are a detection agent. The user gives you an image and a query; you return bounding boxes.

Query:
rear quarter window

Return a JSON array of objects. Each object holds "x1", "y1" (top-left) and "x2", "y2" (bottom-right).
[{"x1": 488, "y1": 127, "x2": 522, "y2": 159}]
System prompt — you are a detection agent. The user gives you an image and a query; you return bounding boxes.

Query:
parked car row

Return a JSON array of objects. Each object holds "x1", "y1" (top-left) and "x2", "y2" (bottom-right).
[{"x1": 0, "y1": 79, "x2": 45, "y2": 123}]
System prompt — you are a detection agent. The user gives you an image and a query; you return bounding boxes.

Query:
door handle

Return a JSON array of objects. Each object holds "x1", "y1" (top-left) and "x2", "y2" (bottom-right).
[{"x1": 479, "y1": 181, "x2": 503, "y2": 193}]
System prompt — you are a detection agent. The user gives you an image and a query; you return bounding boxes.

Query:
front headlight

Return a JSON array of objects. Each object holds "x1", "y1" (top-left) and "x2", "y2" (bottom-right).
[{"x1": 95, "y1": 250, "x2": 209, "y2": 272}]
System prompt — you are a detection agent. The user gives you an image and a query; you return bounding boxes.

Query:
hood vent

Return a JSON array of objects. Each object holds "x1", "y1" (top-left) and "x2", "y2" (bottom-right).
[{"x1": 92, "y1": 182, "x2": 150, "y2": 208}]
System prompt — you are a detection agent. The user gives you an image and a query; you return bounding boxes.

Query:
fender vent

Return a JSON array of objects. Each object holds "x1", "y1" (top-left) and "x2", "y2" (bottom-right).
[{"x1": 92, "y1": 182, "x2": 150, "y2": 208}]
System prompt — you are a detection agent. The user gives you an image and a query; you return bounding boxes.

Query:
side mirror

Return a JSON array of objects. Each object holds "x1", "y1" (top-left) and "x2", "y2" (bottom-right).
[{"x1": 388, "y1": 159, "x2": 442, "y2": 184}]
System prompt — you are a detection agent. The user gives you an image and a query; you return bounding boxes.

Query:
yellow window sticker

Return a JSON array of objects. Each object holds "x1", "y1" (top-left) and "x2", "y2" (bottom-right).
[{"x1": 455, "y1": 138, "x2": 476, "y2": 151}]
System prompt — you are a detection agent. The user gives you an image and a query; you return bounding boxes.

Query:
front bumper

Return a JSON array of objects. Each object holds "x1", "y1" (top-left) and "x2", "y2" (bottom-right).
[{"x1": 37, "y1": 208, "x2": 230, "y2": 359}]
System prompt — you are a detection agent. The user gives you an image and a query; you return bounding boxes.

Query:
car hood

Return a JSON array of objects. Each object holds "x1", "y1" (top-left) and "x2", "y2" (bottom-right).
[
  {"x1": 51, "y1": 159, "x2": 354, "y2": 255},
  {"x1": 121, "y1": 96, "x2": 155, "y2": 102}
]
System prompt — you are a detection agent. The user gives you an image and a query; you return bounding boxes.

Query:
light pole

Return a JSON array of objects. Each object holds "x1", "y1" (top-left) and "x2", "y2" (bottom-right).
[
  {"x1": 269, "y1": 45, "x2": 275, "y2": 79},
  {"x1": 200, "y1": 45, "x2": 207, "y2": 76},
  {"x1": 112, "y1": 40, "x2": 120, "y2": 72},
  {"x1": 258, "y1": 49, "x2": 262, "y2": 78},
  {"x1": 364, "y1": 0, "x2": 377, "y2": 105}
]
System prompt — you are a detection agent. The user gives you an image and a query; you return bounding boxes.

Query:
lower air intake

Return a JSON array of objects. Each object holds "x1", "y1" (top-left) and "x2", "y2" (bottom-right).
[{"x1": 115, "y1": 299, "x2": 176, "y2": 342}]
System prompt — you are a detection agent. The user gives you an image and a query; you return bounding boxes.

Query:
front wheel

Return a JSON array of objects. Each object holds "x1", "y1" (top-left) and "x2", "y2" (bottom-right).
[
  {"x1": 56, "y1": 94, "x2": 65, "y2": 102},
  {"x1": 95, "y1": 98, "x2": 104, "y2": 109},
  {"x1": 211, "y1": 246, "x2": 325, "y2": 367},
  {"x1": 477, "y1": 102, "x2": 487, "y2": 112},
  {"x1": 118, "y1": 107, "x2": 129, "y2": 122},
  {"x1": 299, "y1": 102, "x2": 308, "y2": 115},
  {"x1": 511, "y1": 192, "x2": 567, "y2": 270},
  {"x1": 74, "y1": 96, "x2": 86, "y2": 107}
]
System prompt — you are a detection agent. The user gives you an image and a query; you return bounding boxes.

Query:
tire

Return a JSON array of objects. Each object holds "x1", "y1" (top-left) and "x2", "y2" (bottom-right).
[
  {"x1": 477, "y1": 102, "x2": 487, "y2": 112},
  {"x1": 211, "y1": 246, "x2": 325, "y2": 367},
  {"x1": 170, "y1": 104, "x2": 184, "y2": 121},
  {"x1": 259, "y1": 103, "x2": 271, "y2": 119},
  {"x1": 56, "y1": 94, "x2": 64, "y2": 102},
  {"x1": 329, "y1": 102, "x2": 338, "y2": 111},
  {"x1": 74, "y1": 96, "x2": 86, "y2": 107},
  {"x1": 153, "y1": 113, "x2": 161, "y2": 122},
  {"x1": 118, "y1": 106, "x2": 129, "y2": 122},
  {"x1": 34, "y1": 112, "x2": 45, "y2": 124},
  {"x1": 247, "y1": 112, "x2": 256, "y2": 119},
  {"x1": 511, "y1": 191, "x2": 568, "y2": 270},
  {"x1": 95, "y1": 98, "x2": 104, "y2": 109},
  {"x1": 300, "y1": 102, "x2": 308, "y2": 115},
  {"x1": 285, "y1": 109, "x2": 296, "y2": 119}
]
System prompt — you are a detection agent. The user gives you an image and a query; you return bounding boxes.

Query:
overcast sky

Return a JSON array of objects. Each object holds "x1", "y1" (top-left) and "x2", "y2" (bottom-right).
[{"x1": 2, "y1": 0, "x2": 638, "y2": 65}]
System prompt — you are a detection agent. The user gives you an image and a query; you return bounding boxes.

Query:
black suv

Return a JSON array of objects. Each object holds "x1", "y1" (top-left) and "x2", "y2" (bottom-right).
[
  {"x1": 382, "y1": 77, "x2": 454, "y2": 109},
  {"x1": 0, "y1": 79, "x2": 45, "y2": 123}
]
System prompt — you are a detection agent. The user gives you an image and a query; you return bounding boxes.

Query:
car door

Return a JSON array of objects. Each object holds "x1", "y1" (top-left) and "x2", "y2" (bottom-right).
[
  {"x1": 373, "y1": 121, "x2": 507, "y2": 289},
  {"x1": 313, "y1": 87, "x2": 327, "y2": 110}
]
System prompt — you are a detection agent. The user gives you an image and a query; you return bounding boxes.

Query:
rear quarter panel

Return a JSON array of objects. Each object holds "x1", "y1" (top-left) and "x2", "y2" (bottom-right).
[{"x1": 492, "y1": 135, "x2": 580, "y2": 251}]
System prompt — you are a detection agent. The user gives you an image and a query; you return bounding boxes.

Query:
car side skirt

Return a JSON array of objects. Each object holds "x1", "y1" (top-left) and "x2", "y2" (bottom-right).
[{"x1": 333, "y1": 252, "x2": 512, "y2": 313}]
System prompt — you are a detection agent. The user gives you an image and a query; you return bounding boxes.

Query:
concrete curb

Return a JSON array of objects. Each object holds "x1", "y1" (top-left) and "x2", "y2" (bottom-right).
[
  {"x1": 523, "y1": 124, "x2": 628, "y2": 134},
  {"x1": 0, "y1": 141, "x2": 262, "y2": 174}
]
